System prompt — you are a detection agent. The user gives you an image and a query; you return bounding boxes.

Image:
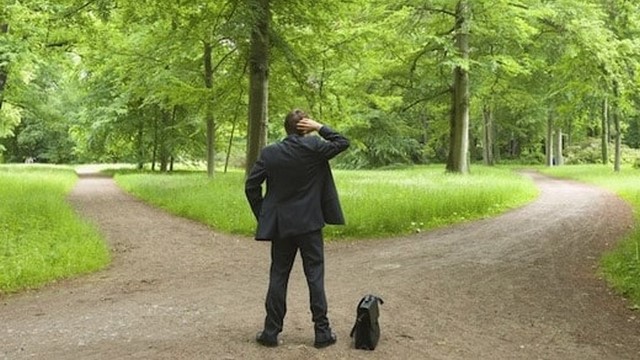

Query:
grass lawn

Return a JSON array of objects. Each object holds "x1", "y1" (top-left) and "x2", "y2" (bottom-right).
[
  {"x1": 0, "y1": 165, "x2": 110, "y2": 294},
  {"x1": 114, "y1": 165, "x2": 539, "y2": 240},
  {"x1": 541, "y1": 164, "x2": 640, "y2": 306},
  {"x1": 0, "y1": 163, "x2": 538, "y2": 294}
]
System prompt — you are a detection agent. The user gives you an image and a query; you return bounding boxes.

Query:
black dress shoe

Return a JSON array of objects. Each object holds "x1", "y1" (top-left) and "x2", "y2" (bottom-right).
[
  {"x1": 314, "y1": 331, "x2": 337, "y2": 349},
  {"x1": 256, "y1": 331, "x2": 278, "y2": 347}
]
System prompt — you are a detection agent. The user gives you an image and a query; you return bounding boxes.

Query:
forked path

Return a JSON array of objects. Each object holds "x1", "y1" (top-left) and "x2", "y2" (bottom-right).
[{"x1": 2, "y1": 171, "x2": 640, "y2": 359}]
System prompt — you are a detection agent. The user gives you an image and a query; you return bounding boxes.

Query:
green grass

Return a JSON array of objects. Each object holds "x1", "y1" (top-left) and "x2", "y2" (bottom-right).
[
  {"x1": 114, "y1": 165, "x2": 539, "y2": 240},
  {"x1": 0, "y1": 165, "x2": 110, "y2": 294},
  {"x1": 116, "y1": 169, "x2": 256, "y2": 235},
  {"x1": 540, "y1": 164, "x2": 640, "y2": 306}
]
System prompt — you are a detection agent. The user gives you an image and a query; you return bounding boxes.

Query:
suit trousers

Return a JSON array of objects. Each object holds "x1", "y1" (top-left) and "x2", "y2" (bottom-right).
[{"x1": 262, "y1": 229, "x2": 332, "y2": 342}]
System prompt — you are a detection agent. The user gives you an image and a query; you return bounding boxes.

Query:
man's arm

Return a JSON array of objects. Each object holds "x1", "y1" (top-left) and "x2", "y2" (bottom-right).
[
  {"x1": 245, "y1": 157, "x2": 266, "y2": 220},
  {"x1": 297, "y1": 118, "x2": 350, "y2": 160}
]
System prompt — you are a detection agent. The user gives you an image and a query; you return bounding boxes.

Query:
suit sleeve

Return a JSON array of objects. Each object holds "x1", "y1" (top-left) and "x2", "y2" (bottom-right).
[
  {"x1": 315, "y1": 125, "x2": 350, "y2": 159},
  {"x1": 245, "y1": 156, "x2": 266, "y2": 220}
]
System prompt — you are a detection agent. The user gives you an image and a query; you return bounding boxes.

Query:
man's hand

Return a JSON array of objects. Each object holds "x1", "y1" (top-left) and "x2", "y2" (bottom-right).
[{"x1": 297, "y1": 118, "x2": 323, "y2": 134}]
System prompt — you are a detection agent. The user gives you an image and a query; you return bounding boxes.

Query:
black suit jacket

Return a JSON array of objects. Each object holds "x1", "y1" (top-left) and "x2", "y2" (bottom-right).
[{"x1": 245, "y1": 126, "x2": 350, "y2": 240}]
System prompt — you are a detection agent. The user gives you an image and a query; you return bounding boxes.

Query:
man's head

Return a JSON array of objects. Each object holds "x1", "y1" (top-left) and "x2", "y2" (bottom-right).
[{"x1": 284, "y1": 109, "x2": 308, "y2": 135}]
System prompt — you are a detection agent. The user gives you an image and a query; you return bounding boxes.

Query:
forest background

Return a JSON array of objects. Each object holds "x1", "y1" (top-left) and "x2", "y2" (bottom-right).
[{"x1": 1, "y1": 0, "x2": 640, "y2": 173}]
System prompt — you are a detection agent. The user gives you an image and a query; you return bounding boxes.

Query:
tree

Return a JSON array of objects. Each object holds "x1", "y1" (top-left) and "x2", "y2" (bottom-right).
[
  {"x1": 2, "y1": 0, "x2": 639, "y2": 170},
  {"x1": 245, "y1": 0, "x2": 270, "y2": 175},
  {"x1": 598, "y1": 0, "x2": 640, "y2": 171},
  {"x1": 602, "y1": 97, "x2": 609, "y2": 164},
  {"x1": 0, "y1": 22, "x2": 8, "y2": 110},
  {"x1": 67, "y1": 0, "x2": 245, "y2": 170},
  {"x1": 446, "y1": 0, "x2": 470, "y2": 174}
]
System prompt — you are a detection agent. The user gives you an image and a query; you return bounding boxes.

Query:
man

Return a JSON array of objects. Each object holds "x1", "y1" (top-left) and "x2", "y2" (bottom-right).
[{"x1": 245, "y1": 109, "x2": 349, "y2": 349}]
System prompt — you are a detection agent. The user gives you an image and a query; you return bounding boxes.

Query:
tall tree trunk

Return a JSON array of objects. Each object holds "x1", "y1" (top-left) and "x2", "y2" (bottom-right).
[
  {"x1": 602, "y1": 97, "x2": 609, "y2": 164},
  {"x1": 136, "y1": 117, "x2": 145, "y2": 170},
  {"x1": 546, "y1": 111, "x2": 554, "y2": 166},
  {"x1": 509, "y1": 134, "x2": 518, "y2": 157},
  {"x1": 0, "y1": 23, "x2": 9, "y2": 110},
  {"x1": 554, "y1": 127, "x2": 563, "y2": 166},
  {"x1": 446, "y1": 0, "x2": 470, "y2": 174},
  {"x1": 482, "y1": 102, "x2": 494, "y2": 166},
  {"x1": 225, "y1": 88, "x2": 244, "y2": 174},
  {"x1": 203, "y1": 41, "x2": 216, "y2": 178},
  {"x1": 152, "y1": 114, "x2": 158, "y2": 171},
  {"x1": 133, "y1": 99, "x2": 145, "y2": 170},
  {"x1": 225, "y1": 120, "x2": 237, "y2": 174},
  {"x1": 159, "y1": 109, "x2": 171, "y2": 172},
  {"x1": 245, "y1": 0, "x2": 270, "y2": 175},
  {"x1": 613, "y1": 83, "x2": 621, "y2": 172}
]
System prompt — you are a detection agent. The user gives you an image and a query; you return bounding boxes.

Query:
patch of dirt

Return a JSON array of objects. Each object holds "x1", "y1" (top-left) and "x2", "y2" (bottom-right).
[{"x1": 2, "y1": 170, "x2": 640, "y2": 359}]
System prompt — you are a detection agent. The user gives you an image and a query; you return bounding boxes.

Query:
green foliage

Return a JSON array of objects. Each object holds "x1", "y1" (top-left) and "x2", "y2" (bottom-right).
[
  {"x1": 337, "y1": 110, "x2": 426, "y2": 169},
  {"x1": 1, "y1": 55, "x2": 82, "y2": 163},
  {"x1": 114, "y1": 165, "x2": 538, "y2": 240},
  {"x1": 564, "y1": 139, "x2": 604, "y2": 164},
  {"x1": 1, "y1": 0, "x2": 640, "y2": 172},
  {"x1": 564, "y1": 138, "x2": 640, "y2": 165},
  {"x1": 0, "y1": 165, "x2": 110, "y2": 293},
  {"x1": 626, "y1": 116, "x2": 640, "y2": 149},
  {"x1": 541, "y1": 164, "x2": 640, "y2": 306},
  {"x1": 0, "y1": 103, "x2": 20, "y2": 140}
]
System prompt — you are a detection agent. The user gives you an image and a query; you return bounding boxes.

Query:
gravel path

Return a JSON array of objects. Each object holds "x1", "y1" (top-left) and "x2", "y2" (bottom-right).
[{"x1": 1, "y1": 170, "x2": 640, "y2": 359}]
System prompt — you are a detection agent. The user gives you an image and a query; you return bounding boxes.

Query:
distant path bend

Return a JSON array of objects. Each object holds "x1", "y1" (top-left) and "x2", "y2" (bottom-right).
[{"x1": 1, "y1": 170, "x2": 639, "y2": 360}]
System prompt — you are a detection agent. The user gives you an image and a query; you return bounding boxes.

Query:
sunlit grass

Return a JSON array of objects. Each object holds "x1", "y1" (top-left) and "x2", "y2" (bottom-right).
[
  {"x1": 0, "y1": 165, "x2": 110, "y2": 294},
  {"x1": 115, "y1": 165, "x2": 538, "y2": 240},
  {"x1": 116, "y1": 168, "x2": 255, "y2": 235},
  {"x1": 541, "y1": 164, "x2": 640, "y2": 306}
]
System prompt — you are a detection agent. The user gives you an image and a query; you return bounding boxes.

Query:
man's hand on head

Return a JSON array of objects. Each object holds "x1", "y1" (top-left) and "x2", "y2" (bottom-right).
[{"x1": 297, "y1": 118, "x2": 323, "y2": 134}]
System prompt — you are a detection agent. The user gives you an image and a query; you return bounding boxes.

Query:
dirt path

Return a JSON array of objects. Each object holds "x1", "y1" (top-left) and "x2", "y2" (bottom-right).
[{"x1": 2, "y1": 171, "x2": 640, "y2": 360}]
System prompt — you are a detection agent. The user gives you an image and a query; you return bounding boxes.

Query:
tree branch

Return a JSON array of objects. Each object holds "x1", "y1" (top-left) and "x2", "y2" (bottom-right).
[
  {"x1": 401, "y1": 88, "x2": 451, "y2": 112},
  {"x1": 212, "y1": 0, "x2": 240, "y2": 35},
  {"x1": 45, "y1": 40, "x2": 73, "y2": 48},
  {"x1": 418, "y1": 6, "x2": 456, "y2": 17},
  {"x1": 61, "y1": 0, "x2": 100, "y2": 18},
  {"x1": 212, "y1": 47, "x2": 238, "y2": 74},
  {"x1": 507, "y1": 2, "x2": 529, "y2": 10}
]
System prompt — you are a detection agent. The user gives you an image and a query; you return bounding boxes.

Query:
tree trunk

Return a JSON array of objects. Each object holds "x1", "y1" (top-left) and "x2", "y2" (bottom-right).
[
  {"x1": 245, "y1": 0, "x2": 270, "y2": 175},
  {"x1": 482, "y1": 102, "x2": 494, "y2": 166},
  {"x1": 152, "y1": 115, "x2": 158, "y2": 171},
  {"x1": 203, "y1": 41, "x2": 216, "y2": 178},
  {"x1": 158, "y1": 109, "x2": 171, "y2": 172},
  {"x1": 566, "y1": 118, "x2": 573, "y2": 147},
  {"x1": 0, "y1": 23, "x2": 9, "y2": 110},
  {"x1": 613, "y1": 83, "x2": 621, "y2": 172},
  {"x1": 554, "y1": 127, "x2": 563, "y2": 166},
  {"x1": 546, "y1": 111, "x2": 553, "y2": 166},
  {"x1": 446, "y1": 0, "x2": 470, "y2": 174},
  {"x1": 132, "y1": 99, "x2": 145, "y2": 170},
  {"x1": 602, "y1": 97, "x2": 609, "y2": 164},
  {"x1": 225, "y1": 90, "x2": 244, "y2": 174},
  {"x1": 136, "y1": 117, "x2": 144, "y2": 170}
]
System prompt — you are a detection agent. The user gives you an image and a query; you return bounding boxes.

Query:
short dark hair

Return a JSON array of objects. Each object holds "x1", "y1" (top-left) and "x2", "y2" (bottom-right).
[{"x1": 284, "y1": 109, "x2": 307, "y2": 135}]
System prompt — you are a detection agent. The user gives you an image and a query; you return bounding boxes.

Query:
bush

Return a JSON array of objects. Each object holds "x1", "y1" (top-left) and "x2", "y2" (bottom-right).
[
  {"x1": 337, "y1": 112, "x2": 426, "y2": 169},
  {"x1": 564, "y1": 138, "x2": 640, "y2": 165},
  {"x1": 564, "y1": 139, "x2": 603, "y2": 164}
]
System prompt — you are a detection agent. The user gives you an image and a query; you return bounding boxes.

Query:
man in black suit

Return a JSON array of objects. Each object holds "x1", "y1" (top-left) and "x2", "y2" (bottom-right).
[{"x1": 245, "y1": 109, "x2": 349, "y2": 349}]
